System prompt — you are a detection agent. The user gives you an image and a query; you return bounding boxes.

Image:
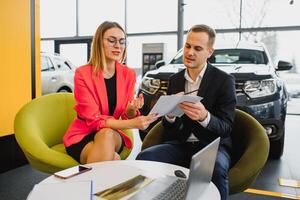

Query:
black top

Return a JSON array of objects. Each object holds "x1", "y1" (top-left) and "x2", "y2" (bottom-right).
[{"x1": 104, "y1": 72, "x2": 117, "y2": 116}]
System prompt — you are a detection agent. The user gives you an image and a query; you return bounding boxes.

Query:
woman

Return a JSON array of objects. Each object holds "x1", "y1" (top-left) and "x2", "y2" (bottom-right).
[{"x1": 63, "y1": 21, "x2": 158, "y2": 164}]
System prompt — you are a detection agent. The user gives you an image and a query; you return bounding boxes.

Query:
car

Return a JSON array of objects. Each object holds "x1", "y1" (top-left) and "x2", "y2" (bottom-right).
[
  {"x1": 138, "y1": 41, "x2": 293, "y2": 159},
  {"x1": 41, "y1": 52, "x2": 76, "y2": 95}
]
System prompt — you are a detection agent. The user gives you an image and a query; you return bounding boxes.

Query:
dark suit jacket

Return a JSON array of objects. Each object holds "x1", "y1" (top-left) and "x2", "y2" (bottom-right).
[{"x1": 162, "y1": 63, "x2": 237, "y2": 151}]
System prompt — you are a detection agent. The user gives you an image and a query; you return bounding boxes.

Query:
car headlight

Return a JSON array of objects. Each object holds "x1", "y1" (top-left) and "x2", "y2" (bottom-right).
[
  {"x1": 244, "y1": 79, "x2": 276, "y2": 98},
  {"x1": 140, "y1": 77, "x2": 161, "y2": 94}
]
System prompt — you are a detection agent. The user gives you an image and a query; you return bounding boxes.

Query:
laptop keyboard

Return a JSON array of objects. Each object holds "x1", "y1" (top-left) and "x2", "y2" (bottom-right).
[{"x1": 153, "y1": 178, "x2": 187, "y2": 200}]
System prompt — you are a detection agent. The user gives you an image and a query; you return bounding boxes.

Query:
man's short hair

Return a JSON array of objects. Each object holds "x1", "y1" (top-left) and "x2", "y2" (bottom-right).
[{"x1": 188, "y1": 24, "x2": 216, "y2": 47}]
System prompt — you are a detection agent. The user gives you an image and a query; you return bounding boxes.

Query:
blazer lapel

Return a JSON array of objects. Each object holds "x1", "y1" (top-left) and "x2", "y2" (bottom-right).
[
  {"x1": 175, "y1": 70, "x2": 186, "y2": 93},
  {"x1": 93, "y1": 70, "x2": 109, "y2": 115},
  {"x1": 197, "y1": 64, "x2": 213, "y2": 97}
]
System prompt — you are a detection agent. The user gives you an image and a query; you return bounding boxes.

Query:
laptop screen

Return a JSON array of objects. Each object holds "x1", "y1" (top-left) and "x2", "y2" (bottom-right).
[{"x1": 185, "y1": 137, "x2": 220, "y2": 200}]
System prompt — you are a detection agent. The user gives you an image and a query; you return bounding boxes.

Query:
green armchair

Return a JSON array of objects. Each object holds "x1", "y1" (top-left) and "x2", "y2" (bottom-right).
[
  {"x1": 14, "y1": 93, "x2": 133, "y2": 174},
  {"x1": 141, "y1": 109, "x2": 269, "y2": 194}
]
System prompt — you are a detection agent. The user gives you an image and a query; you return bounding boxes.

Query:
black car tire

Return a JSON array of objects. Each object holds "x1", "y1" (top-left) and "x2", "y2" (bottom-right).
[{"x1": 269, "y1": 128, "x2": 285, "y2": 159}]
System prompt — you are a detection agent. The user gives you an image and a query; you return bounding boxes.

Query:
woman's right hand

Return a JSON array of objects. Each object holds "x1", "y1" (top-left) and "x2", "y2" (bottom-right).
[{"x1": 131, "y1": 113, "x2": 158, "y2": 130}]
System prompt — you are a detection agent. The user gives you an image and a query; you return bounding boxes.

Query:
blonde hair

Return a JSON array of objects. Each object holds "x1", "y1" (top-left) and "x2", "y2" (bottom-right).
[{"x1": 88, "y1": 21, "x2": 127, "y2": 74}]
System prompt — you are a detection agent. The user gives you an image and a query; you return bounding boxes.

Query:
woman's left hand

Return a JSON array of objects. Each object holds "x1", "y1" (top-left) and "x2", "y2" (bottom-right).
[{"x1": 125, "y1": 93, "x2": 144, "y2": 118}]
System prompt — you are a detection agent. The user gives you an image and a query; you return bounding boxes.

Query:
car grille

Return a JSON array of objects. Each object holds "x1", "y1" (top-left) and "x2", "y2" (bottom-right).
[
  {"x1": 159, "y1": 80, "x2": 244, "y2": 95},
  {"x1": 235, "y1": 81, "x2": 245, "y2": 95},
  {"x1": 160, "y1": 80, "x2": 168, "y2": 91}
]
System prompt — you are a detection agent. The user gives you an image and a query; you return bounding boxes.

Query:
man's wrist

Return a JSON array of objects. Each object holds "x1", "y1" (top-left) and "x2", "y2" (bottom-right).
[
  {"x1": 198, "y1": 111, "x2": 210, "y2": 128},
  {"x1": 199, "y1": 110, "x2": 208, "y2": 122}
]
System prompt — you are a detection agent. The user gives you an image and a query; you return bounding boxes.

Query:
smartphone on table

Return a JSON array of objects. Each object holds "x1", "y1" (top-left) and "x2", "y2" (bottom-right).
[{"x1": 54, "y1": 165, "x2": 92, "y2": 179}]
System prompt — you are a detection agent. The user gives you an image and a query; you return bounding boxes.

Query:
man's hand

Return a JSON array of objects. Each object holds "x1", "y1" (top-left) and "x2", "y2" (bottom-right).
[
  {"x1": 179, "y1": 101, "x2": 208, "y2": 121},
  {"x1": 125, "y1": 93, "x2": 144, "y2": 118}
]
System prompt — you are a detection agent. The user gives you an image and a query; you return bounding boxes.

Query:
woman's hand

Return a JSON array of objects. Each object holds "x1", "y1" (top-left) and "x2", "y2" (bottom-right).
[
  {"x1": 106, "y1": 112, "x2": 157, "y2": 131},
  {"x1": 130, "y1": 113, "x2": 158, "y2": 130},
  {"x1": 125, "y1": 93, "x2": 144, "y2": 118}
]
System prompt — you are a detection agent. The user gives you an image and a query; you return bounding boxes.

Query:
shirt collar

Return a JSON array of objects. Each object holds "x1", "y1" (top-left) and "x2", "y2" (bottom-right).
[{"x1": 184, "y1": 63, "x2": 208, "y2": 83}]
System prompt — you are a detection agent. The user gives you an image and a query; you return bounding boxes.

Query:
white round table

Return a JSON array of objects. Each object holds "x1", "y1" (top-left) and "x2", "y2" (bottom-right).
[{"x1": 28, "y1": 160, "x2": 220, "y2": 200}]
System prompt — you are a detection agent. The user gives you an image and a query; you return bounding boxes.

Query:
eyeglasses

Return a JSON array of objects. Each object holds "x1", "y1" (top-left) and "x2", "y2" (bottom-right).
[{"x1": 104, "y1": 36, "x2": 127, "y2": 47}]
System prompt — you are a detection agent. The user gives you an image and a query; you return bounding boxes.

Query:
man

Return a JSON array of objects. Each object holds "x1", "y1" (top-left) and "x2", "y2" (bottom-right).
[{"x1": 136, "y1": 24, "x2": 236, "y2": 200}]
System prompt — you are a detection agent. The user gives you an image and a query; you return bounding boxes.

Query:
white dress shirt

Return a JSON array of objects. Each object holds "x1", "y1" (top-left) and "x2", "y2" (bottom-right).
[{"x1": 165, "y1": 63, "x2": 211, "y2": 142}]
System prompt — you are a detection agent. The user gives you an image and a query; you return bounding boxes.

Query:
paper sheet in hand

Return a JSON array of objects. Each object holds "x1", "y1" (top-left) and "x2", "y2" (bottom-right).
[{"x1": 150, "y1": 95, "x2": 202, "y2": 117}]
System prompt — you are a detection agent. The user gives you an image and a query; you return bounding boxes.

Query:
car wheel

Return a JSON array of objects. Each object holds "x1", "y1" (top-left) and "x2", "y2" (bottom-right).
[
  {"x1": 269, "y1": 128, "x2": 285, "y2": 159},
  {"x1": 58, "y1": 87, "x2": 71, "y2": 93}
]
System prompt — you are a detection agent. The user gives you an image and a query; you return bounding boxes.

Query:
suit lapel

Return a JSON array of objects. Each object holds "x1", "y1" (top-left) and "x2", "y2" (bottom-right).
[
  {"x1": 176, "y1": 70, "x2": 186, "y2": 93},
  {"x1": 197, "y1": 64, "x2": 213, "y2": 97}
]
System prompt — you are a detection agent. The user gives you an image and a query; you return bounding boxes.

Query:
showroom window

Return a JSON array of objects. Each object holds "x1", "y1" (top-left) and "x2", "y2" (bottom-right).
[
  {"x1": 185, "y1": 0, "x2": 240, "y2": 30},
  {"x1": 60, "y1": 43, "x2": 88, "y2": 67},
  {"x1": 40, "y1": 0, "x2": 76, "y2": 38},
  {"x1": 39, "y1": 0, "x2": 300, "y2": 115},
  {"x1": 127, "y1": 0, "x2": 177, "y2": 33},
  {"x1": 242, "y1": 0, "x2": 300, "y2": 28},
  {"x1": 78, "y1": 0, "x2": 125, "y2": 36}
]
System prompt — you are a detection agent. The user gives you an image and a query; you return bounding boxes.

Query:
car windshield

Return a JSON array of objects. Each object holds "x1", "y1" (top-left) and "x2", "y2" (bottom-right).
[{"x1": 170, "y1": 49, "x2": 268, "y2": 65}]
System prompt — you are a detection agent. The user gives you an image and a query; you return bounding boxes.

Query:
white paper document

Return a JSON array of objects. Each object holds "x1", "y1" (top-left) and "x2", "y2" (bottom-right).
[
  {"x1": 149, "y1": 95, "x2": 203, "y2": 117},
  {"x1": 28, "y1": 180, "x2": 93, "y2": 200}
]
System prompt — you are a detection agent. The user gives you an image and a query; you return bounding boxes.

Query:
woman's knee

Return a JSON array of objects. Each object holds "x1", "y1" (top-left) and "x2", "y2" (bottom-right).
[
  {"x1": 94, "y1": 128, "x2": 122, "y2": 151},
  {"x1": 94, "y1": 128, "x2": 115, "y2": 141}
]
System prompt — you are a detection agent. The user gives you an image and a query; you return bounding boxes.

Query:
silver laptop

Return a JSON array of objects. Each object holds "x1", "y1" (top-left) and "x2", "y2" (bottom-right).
[{"x1": 129, "y1": 137, "x2": 220, "y2": 200}]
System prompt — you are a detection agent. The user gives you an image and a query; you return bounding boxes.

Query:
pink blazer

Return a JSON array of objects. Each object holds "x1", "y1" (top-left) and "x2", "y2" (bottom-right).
[{"x1": 63, "y1": 62, "x2": 137, "y2": 149}]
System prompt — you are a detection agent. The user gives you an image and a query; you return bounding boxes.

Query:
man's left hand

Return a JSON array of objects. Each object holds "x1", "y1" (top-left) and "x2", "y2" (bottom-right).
[{"x1": 179, "y1": 101, "x2": 208, "y2": 121}]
